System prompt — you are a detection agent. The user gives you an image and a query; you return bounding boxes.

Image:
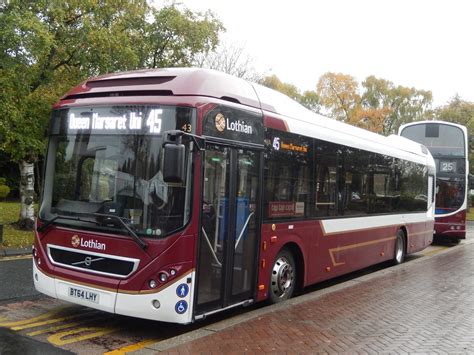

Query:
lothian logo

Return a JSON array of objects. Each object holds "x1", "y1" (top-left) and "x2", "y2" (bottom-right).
[
  {"x1": 215, "y1": 113, "x2": 226, "y2": 132},
  {"x1": 71, "y1": 235, "x2": 106, "y2": 251},
  {"x1": 71, "y1": 235, "x2": 80, "y2": 248}
]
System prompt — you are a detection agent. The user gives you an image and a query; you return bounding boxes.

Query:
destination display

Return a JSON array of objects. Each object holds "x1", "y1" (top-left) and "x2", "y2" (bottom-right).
[
  {"x1": 68, "y1": 108, "x2": 162, "y2": 134},
  {"x1": 50, "y1": 105, "x2": 195, "y2": 136},
  {"x1": 439, "y1": 161, "x2": 457, "y2": 173}
]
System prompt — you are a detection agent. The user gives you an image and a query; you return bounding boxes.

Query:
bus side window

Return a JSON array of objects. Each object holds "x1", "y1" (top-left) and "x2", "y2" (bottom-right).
[{"x1": 314, "y1": 143, "x2": 337, "y2": 217}]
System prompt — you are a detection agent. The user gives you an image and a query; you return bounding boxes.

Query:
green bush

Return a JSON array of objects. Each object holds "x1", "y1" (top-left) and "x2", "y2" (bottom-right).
[{"x1": 0, "y1": 185, "x2": 10, "y2": 199}]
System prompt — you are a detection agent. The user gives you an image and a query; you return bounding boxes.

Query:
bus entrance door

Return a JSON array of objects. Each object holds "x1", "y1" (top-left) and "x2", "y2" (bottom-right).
[{"x1": 196, "y1": 144, "x2": 261, "y2": 316}]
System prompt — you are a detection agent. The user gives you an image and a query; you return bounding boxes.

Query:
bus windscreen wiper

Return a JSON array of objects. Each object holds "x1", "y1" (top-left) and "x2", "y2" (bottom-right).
[
  {"x1": 37, "y1": 215, "x2": 100, "y2": 233},
  {"x1": 91, "y1": 212, "x2": 148, "y2": 250}
]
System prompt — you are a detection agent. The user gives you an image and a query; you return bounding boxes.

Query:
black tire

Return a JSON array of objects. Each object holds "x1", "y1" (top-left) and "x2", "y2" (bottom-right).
[
  {"x1": 269, "y1": 249, "x2": 296, "y2": 303},
  {"x1": 451, "y1": 238, "x2": 461, "y2": 245},
  {"x1": 393, "y1": 229, "x2": 406, "y2": 265}
]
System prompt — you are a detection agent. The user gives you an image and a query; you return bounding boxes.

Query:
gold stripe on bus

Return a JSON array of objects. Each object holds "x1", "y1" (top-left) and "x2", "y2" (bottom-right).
[
  {"x1": 118, "y1": 269, "x2": 195, "y2": 295},
  {"x1": 329, "y1": 236, "x2": 397, "y2": 267},
  {"x1": 408, "y1": 229, "x2": 434, "y2": 237},
  {"x1": 39, "y1": 266, "x2": 194, "y2": 295}
]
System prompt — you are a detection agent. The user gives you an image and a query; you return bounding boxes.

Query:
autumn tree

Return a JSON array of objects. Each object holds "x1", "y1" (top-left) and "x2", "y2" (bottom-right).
[
  {"x1": 316, "y1": 73, "x2": 432, "y2": 134},
  {"x1": 261, "y1": 75, "x2": 321, "y2": 113},
  {"x1": 0, "y1": 0, "x2": 224, "y2": 229},
  {"x1": 316, "y1": 72, "x2": 360, "y2": 122},
  {"x1": 361, "y1": 76, "x2": 432, "y2": 135}
]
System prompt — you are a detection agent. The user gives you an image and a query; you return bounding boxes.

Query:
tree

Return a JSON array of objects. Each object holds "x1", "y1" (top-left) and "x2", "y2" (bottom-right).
[
  {"x1": 299, "y1": 90, "x2": 321, "y2": 114},
  {"x1": 316, "y1": 73, "x2": 432, "y2": 134},
  {"x1": 434, "y1": 95, "x2": 474, "y2": 174},
  {"x1": 195, "y1": 40, "x2": 262, "y2": 82},
  {"x1": 361, "y1": 76, "x2": 432, "y2": 135},
  {"x1": 316, "y1": 72, "x2": 360, "y2": 122},
  {"x1": 261, "y1": 75, "x2": 321, "y2": 113},
  {"x1": 145, "y1": 5, "x2": 223, "y2": 68},
  {"x1": 348, "y1": 107, "x2": 390, "y2": 133},
  {"x1": 434, "y1": 95, "x2": 474, "y2": 130},
  {"x1": 0, "y1": 0, "x2": 224, "y2": 229}
]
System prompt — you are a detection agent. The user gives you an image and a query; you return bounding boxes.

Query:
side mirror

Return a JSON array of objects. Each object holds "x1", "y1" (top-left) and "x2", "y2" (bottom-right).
[
  {"x1": 469, "y1": 174, "x2": 474, "y2": 190},
  {"x1": 163, "y1": 143, "x2": 185, "y2": 183},
  {"x1": 470, "y1": 136, "x2": 474, "y2": 151}
]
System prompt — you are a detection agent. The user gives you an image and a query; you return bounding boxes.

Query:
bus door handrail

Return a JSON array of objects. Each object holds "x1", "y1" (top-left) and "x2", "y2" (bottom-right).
[
  {"x1": 201, "y1": 227, "x2": 222, "y2": 267},
  {"x1": 235, "y1": 212, "x2": 254, "y2": 250}
]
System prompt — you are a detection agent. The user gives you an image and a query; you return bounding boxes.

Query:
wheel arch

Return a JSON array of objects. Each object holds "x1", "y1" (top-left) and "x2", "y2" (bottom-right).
[
  {"x1": 399, "y1": 225, "x2": 408, "y2": 253},
  {"x1": 280, "y1": 242, "x2": 305, "y2": 293}
]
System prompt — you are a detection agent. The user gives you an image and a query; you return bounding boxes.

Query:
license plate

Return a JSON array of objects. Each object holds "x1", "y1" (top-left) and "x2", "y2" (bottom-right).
[{"x1": 68, "y1": 286, "x2": 100, "y2": 304}]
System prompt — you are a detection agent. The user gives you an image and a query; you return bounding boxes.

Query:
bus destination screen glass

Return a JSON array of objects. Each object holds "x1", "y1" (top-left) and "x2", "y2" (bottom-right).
[{"x1": 40, "y1": 105, "x2": 195, "y2": 238}]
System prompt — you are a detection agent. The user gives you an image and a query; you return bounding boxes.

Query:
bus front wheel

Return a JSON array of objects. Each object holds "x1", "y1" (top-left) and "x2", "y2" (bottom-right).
[
  {"x1": 269, "y1": 249, "x2": 296, "y2": 303},
  {"x1": 393, "y1": 230, "x2": 406, "y2": 265}
]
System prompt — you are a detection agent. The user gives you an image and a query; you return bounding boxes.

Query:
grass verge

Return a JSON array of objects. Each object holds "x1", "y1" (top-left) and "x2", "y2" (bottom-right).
[
  {"x1": 467, "y1": 208, "x2": 474, "y2": 221},
  {"x1": 0, "y1": 201, "x2": 35, "y2": 248}
]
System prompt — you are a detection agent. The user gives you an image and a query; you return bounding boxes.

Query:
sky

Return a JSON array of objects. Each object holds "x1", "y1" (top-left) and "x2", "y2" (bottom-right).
[{"x1": 159, "y1": 0, "x2": 474, "y2": 108}]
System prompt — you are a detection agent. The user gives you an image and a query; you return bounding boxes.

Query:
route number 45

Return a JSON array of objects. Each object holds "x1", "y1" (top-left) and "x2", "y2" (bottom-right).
[{"x1": 146, "y1": 109, "x2": 163, "y2": 134}]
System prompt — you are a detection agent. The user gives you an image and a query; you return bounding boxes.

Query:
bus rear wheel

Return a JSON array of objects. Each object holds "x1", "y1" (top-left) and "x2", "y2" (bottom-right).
[
  {"x1": 269, "y1": 249, "x2": 296, "y2": 303},
  {"x1": 393, "y1": 229, "x2": 406, "y2": 265}
]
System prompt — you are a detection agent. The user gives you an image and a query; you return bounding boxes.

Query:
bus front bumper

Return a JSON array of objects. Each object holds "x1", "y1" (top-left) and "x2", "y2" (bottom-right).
[{"x1": 33, "y1": 261, "x2": 195, "y2": 324}]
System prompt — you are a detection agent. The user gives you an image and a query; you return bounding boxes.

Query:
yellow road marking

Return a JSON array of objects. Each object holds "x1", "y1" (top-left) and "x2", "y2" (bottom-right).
[
  {"x1": 47, "y1": 325, "x2": 120, "y2": 346},
  {"x1": 0, "y1": 255, "x2": 32, "y2": 262},
  {"x1": 26, "y1": 314, "x2": 113, "y2": 336},
  {"x1": 422, "y1": 246, "x2": 449, "y2": 257},
  {"x1": 12, "y1": 310, "x2": 98, "y2": 331},
  {"x1": 104, "y1": 339, "x2": 160, "y2": 355},
  {"x1": 26, "y1": 321, "x2": 84, "y2": 336},
  {"x1": 0, "y1": 307, "x2": 70, "y2": 328}
]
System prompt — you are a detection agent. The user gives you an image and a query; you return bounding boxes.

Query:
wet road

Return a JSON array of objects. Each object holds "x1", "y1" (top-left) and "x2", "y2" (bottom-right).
[
  {"x1": 0, "y1": 238, "x2": 468, "y2": 354},
  {"x1": 0, "y1": 256, "x2": 39, "y2": 302}
]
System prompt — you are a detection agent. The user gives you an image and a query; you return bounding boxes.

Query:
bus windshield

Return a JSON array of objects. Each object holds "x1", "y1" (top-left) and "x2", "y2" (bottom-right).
[
  {"x1": 436, "y1": 176, "x2": 465, "y2": 214},
  {"x1": 400, "y1": 123, "x2": 465, "y2": 157},
  {"x1": 39, "y1": 105, "x2": 195, "y2": 238}
]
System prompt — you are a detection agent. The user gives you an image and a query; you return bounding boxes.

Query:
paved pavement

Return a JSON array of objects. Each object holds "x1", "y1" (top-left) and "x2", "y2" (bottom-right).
[
  {"x1": 0, "y1": 245, "x2": 32, "y2": 257},
  {"x1": 137, "y1": 239, "x2": 474, "y2": 354}
]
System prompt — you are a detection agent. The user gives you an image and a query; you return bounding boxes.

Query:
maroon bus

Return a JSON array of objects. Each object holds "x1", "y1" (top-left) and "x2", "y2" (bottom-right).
[
  {"x1": 399, "y1": 121, "x2": 469, "y2": 243},
  {"x1": 34, "y1": 68, "x2": 434, "y2": 324}
]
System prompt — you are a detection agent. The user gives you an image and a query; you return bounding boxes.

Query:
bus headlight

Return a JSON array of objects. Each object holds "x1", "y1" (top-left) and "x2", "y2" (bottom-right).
[{"x1": 159, "y1": 272, "x2": 168, "y2": 283}]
